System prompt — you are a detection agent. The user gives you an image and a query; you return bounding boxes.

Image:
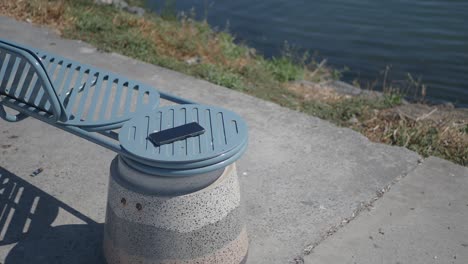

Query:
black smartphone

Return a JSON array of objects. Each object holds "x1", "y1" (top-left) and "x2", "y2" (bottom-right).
[{"x1": 148, "y1": 122, "x2": 205, "y2": 146}]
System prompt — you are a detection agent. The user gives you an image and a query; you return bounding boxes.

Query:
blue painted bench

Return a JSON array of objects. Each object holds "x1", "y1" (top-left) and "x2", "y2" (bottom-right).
[{"x1": 0, "y1": 39, "x2": 247, "y2": 178}]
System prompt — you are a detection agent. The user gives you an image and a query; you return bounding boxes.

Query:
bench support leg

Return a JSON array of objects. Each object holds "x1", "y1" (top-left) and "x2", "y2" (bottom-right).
[
  {"x1": 0, "y1": 105, "x2": 28, "y2": 122},
  {"x1": 103, "y1": 156, "x2": 249, "y2": 264}
]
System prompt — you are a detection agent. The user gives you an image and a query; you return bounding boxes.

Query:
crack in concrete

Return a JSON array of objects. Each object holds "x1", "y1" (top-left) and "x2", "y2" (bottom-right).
[{"x1": 294, "y1": 156, "x2": 425, "y2": 262}]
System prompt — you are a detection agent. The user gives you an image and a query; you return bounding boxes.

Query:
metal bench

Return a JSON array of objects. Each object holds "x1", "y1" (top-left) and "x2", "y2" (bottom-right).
[
  {"x1": 0, "y1": 38, "x2": 249, "y2": 264},
  {"x1": 0, "y1": 38, "x2": 247, "y2": 178}
]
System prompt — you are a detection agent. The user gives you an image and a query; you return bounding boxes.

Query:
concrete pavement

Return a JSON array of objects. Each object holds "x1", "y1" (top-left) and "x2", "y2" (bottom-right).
[
  {"x1": 304, "y1": 157, "x2": 468, "y2": 264},
  {"x1": 0, "y1": 16, "x2": 464, "y2": 264}
]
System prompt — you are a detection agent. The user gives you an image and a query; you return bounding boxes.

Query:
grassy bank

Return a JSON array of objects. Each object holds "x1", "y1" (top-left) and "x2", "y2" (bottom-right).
[
  {"x1": 1, "y1": 0, "x2": 466, "y2": 165},
  {"x1": 1, "y1": 0, "x2": 327, "y2": 104}
]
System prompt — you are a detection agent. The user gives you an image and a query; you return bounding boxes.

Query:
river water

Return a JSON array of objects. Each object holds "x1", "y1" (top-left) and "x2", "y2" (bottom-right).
[{"x1": 147, "y1": 0, "x2": 468, "y2": 106}]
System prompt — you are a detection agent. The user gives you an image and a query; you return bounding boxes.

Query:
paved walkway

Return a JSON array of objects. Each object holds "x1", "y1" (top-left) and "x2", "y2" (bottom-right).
[
  {"x1": 0, "y1": 16, "x2": 465, "y2": 264},
  {"x1": 305, "y1": 157, "x2": 468, "y2": 264}
]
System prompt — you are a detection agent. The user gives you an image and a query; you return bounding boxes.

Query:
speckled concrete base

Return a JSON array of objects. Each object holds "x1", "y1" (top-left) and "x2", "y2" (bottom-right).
[{"x1": 103, "y1": 156, "x2": 248, "y2": 264}]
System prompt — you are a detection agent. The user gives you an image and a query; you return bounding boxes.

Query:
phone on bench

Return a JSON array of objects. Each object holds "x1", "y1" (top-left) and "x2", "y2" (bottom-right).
[{"x1": 148, "y1": 122, "x2": 205, "y2": 146}]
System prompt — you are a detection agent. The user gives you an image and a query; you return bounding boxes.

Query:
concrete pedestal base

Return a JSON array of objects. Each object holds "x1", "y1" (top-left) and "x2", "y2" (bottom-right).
[{"x1": 103, "y1": 156, "x2": 248, "y2": 264}]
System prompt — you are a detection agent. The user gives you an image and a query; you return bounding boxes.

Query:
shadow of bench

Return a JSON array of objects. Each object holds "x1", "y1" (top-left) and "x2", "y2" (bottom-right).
[{"x1": 0, "y1": 167, "x2": 104, "y2": 264}]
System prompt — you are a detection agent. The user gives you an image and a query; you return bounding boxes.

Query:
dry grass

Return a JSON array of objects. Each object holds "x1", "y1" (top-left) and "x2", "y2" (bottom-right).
[
  {"x1": 294, "y1": 81, "x2": 467, "y2": 165},
  {"x1": 360, "y1": 107, "x2": 467, "y2": 165},
  {"x1": 286, "y1": 81, "x2": 352, "y2": 103},
  {"x1": 118, "y1": 15, "x2": 253, "y2": 68},
  {"x1": 0, "y1": 0, "x2": 70, "y2": 30}
]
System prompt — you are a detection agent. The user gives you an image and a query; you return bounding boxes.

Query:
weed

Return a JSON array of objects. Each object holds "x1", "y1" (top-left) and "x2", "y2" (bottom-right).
[
  {"x1": 265, "y1": 57, "x2": 304, "y2": 82},
  {"x1": 462, "y1": 124, "x2": 468, "y2": 134},
  {"x1": 383, "y1": 93, "x2": 403, "y2": 106},
  {"x1": 191, "y1": 64, "x2": 245, "y2": 91},
  {"x1": 161, "y1": 0, "x2": 177, "y2": 21}
]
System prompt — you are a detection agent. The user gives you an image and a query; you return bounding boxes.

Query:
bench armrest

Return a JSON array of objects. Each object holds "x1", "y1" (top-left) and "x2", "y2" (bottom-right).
[{"x1": 0, "y1": 40, "x2": 67, "y2": 123}]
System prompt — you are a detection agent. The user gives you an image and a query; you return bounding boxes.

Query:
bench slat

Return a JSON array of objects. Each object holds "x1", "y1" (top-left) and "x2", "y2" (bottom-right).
[
  {"x1": 58, "y1": 63, "x2": 77, "y2": 101},
  {"x1": 98, "y1": 74, "x2": 114, "y2": 122},
  {"x1": 75, "y1": 70, "x2": 98, "y2": 120},
  {"x1": 7, "y1": 55, "x2": 26, "y2": 97},
  {"x1": 53, "y1": 60, "x2": 69, "y2": 96},
  {"x1": 17, "y1": 64, "x2": 34, "y2": 99},
  {"x1": 123, "y1": 81, "x2": 136, "y2": 116},
  {"x1": 65, "y1": 65, "x2": 86, "y2": 110},
  {"x1": 41, "y1": 57, "x2": 60, "y2": 111},
  {"x1": 111, "y1": 78, "x2": 125, "y2": 118},
  {"x1": 86, "y1": 73, "x2": 106, "y2": 122},
  {"x1": 0, "y1": 53, "x2": 17, "y2": 94}
]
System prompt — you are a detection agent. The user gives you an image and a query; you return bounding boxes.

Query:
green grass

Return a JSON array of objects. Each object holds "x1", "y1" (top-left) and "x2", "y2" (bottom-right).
[
  {"x1": 301, "y1": 94, "x2": 402, "y2": 126},
  {"x1": 264, "y1": 57, "x2": 304, "y2": 82}
]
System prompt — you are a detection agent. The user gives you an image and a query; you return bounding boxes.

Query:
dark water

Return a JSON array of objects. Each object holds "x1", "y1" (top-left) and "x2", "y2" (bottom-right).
[{"x1": 147, "y1": 0, "x2": 468, "y2": 106}]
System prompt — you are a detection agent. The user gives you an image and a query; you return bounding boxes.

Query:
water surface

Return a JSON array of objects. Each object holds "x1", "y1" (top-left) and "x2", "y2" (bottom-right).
[{"x1": 147, "y1": 0, "x2": 468, "y2": 105}]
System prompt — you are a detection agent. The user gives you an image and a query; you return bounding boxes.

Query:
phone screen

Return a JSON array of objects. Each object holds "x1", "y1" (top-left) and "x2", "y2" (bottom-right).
[{"x1": 148, "y1": 122, "x2": 205, "y2": 146}]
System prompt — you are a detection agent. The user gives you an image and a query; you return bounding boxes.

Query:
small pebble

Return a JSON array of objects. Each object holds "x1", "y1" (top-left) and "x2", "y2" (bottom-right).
[
  {"x1": 378, "y1": 228, "x2": 384, "y2": 235},
  {"x1": 30, "y1": 168, "x2": 44, "y2": 177}
]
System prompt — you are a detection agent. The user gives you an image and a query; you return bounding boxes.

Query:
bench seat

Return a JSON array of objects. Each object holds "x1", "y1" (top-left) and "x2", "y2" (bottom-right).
[{"x1": 0, "y1": 39, "x2": 160, "y2": 131}]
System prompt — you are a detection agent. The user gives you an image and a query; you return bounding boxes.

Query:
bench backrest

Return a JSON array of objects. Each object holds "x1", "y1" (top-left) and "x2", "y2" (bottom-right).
[{"x1": 0, "y1": 40, "x2": 67, "y2": 123}]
